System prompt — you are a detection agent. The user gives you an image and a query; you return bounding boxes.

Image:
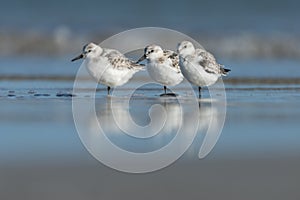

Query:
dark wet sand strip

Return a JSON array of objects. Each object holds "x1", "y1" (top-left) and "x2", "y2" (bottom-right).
[{"x1": 1, "y1": 75, "x2": 300, "y2": 85}]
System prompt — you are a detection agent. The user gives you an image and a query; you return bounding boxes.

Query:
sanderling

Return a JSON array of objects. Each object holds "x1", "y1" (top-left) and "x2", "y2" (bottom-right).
[
  {"x1": 72, "y1": 43, "x2": 144, "y2": 95},
  {"x1": 177, "y1": 41, "x2": 230, "y2": 97},
  {"x1": 137, "y1": 44, "x2": 183, "y2": 96}
]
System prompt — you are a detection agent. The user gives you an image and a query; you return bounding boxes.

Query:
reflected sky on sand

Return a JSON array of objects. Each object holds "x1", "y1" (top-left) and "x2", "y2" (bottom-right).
[
  {"x1": 72, "y1": 91, "x2": 226, "y2": 172},
  {"x1": 1, "y1": 81, "x2": 300, "y2": 198},
  {"x1": 84, "y1": 97, "x2": 221, "y2": 154}
]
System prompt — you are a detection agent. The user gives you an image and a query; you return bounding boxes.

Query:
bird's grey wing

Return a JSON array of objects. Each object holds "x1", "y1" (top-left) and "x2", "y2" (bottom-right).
[
  {"x1": 102, "y1": 48, "x2": 123, "y2": 57},
  {"x1": 163, "y1": 50, "x2": 181, "y2": 73},
  {"x1": 197, "y1": 51, "x2": 225, "y2": 75},
  {"x1": 107, "y1": 53, "x2": 144, "y2": 70},
  {"x1": 203, "y1": 51, "x2": 216, "y2": 61},
  {"x1": 197, "y1": 50, "x2": 230, "y2": 76},
  {"x1": 195, "y1": 49, "x2": 216, "y2": 61}
]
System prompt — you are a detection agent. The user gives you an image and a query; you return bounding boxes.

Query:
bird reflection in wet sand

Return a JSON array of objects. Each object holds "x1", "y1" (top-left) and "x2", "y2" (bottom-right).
[{"x1": 85, "y1": 97, "x2": 222, "y2": 157}]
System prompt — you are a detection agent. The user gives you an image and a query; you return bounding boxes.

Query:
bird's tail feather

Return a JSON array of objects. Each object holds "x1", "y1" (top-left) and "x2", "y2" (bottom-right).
[{"x1": 220, "y1": 66, "x2": 231, "y2": 76}]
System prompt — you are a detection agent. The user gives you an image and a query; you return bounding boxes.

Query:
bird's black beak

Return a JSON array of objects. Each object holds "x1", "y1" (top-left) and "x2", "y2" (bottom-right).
[
  {"x1": 136, "y1": 54, "x2": 146, "y2": 63},
  {"x1": 71, "y1": 54, "x2": 84, "y2": 62}
]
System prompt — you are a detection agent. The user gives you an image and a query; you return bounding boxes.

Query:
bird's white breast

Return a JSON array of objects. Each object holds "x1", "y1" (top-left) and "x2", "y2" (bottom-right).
[
  {"x1": 179, "y1": 57, "x2": 219, "y2": 87},
  {"x1": 84, "y1": 57, "x2": 137, "y2": 87},
  {"x1": 147, "y1": 61, "x2": 183, "y2": 86}
]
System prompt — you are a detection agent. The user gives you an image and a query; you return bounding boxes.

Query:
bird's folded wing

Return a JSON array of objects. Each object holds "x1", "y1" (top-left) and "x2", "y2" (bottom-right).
[
  {"x1": 101, "y1": 49, "x2": 122, "y2": 58},
  {"x1": 198, "y1": 51, "x2": 223, "y2": 75},
  {"x1": 195, "y1": 49, "x2": 229, "y2": 76},
  {"x1": 163, "y1": 50, "x2": 181, "y2": 73},
  {"x1": 107, "y1": 53, "x2": 144, "y2": 70}
]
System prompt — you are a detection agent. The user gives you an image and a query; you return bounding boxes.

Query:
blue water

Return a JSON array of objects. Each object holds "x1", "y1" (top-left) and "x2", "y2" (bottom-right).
[
  {"x1": 0, "y1": 53, "x2": 299, "y2": 152},
  {"x1": 0, "y1": 57, "x2": 299, "y2": 78},
  {"x1": 1, "y1": 0, "x2": 299, "y2": 33},
  {"x1": 0, "y1": 58, "x2": 299, "y2": 199},
  {"x1": 0, "y1": 85, "x2": 300, "y2": 165}
]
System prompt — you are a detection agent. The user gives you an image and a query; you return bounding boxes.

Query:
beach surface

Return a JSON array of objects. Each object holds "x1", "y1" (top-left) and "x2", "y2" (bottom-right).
[{"x1": 0, "y1": 57, "x2": 300, "y2": 199}]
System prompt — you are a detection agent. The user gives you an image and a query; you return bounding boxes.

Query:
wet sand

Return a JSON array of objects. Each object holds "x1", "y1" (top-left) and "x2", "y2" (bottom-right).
[
  {"x1": 1, "y1": 158, "x2": 299, "y2": 200},
  {"x1": 0, "y1": 78, "x2": 300, "y2": 199}
]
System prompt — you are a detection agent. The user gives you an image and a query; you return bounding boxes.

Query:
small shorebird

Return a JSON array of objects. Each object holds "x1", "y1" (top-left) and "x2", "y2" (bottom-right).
[
  {"x1": 71, "y1": 43, "x2": 144, "y2": 95},
  {"x1": 177, "y1": 41, "x2": 230, "y2": 97},
  {"x1": 137, "y1": 44, "x2": 183, "y2": 96}
]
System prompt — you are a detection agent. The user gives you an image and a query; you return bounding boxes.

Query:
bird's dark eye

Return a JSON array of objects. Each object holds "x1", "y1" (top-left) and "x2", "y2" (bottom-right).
[
  {"x1": 184, "y1": 45, "x2": 187, "y2": 48},
  {"x1": 150, "y1": 50, "x2": 154, "y2": 53},
  {"x1": 88, "y1": 50, "x2": 92, "y2": 52}
]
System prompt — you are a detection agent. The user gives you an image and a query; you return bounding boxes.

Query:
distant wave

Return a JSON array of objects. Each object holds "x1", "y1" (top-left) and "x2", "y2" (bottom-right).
[{"x1": 1, "y1": 27, "x2": 300, "y2": 60}]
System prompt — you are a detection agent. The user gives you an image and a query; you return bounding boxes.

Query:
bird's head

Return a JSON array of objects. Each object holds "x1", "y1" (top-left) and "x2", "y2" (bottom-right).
[{"x1": 71, "y1": 43, "x2": 102, "y2": 62}]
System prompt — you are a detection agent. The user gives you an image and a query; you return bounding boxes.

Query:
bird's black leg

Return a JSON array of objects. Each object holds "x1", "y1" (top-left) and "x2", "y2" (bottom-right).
[
  {"x1": 198, "y1": 86, "x2": 202, "y2": 98},
  {"x1": 107, "y1": 86, "x2": 111, "y2": 95},
  {"x1": 164, "y1": 86, "x2": 167, "y2": 94}
]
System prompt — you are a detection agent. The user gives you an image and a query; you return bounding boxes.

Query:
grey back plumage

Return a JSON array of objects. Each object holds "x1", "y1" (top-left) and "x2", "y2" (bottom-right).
[
  {"x1": 196, "y1": 49, "x2": 230, "y2": 76},
  {"x1": 163, "y1": 50, "x2": 181, "y2": 73},
  {"x1": 105, "y1": 49, "x2": 144, "y2": 70}
]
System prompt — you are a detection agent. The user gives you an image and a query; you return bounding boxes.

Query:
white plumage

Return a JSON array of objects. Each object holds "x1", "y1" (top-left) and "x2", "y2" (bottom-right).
[
  {"x1": 137, "y1": 44, "x2": 183, "y2": 95},
  {"x1": 177, "y1": 41, "x2": 230, "y2": 97},
  {"x1": 72, "y1": 43, "x2": 144, "y2": 94}
]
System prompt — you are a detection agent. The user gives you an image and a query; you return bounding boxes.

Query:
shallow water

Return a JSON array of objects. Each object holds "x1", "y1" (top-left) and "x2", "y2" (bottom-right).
[
  {"x1": 1, "y1": 81, "x2": 299, "y2": 160},
  {"x1": 1, "y1": 82, "x2": 300, "y2": 199},
  {"x1": 1, "y1": 57, "x2": 300, "y2": 199}
]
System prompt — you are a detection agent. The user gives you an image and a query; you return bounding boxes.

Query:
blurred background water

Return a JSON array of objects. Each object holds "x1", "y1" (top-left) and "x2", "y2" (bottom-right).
[
  {"x1": 0, "y1": 0, "x2": 300, "y2": 200},
  {"x1": 0, "y1": 0, "x2": 300, "y2": 60}
]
